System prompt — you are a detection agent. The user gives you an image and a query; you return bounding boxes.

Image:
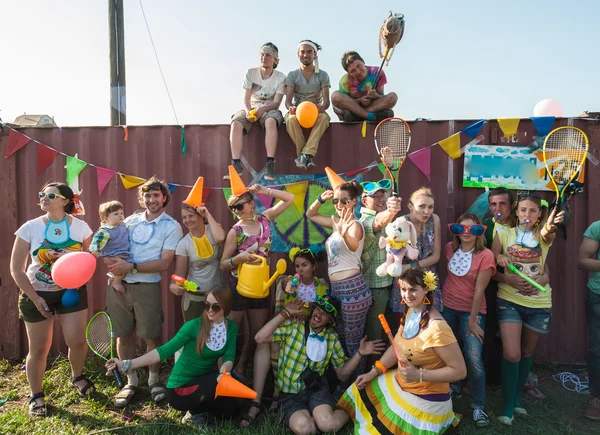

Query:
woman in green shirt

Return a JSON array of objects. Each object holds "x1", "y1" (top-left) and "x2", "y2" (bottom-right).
[{"x1": 105, "y1": 285, "x2": 238, "y2": 427}]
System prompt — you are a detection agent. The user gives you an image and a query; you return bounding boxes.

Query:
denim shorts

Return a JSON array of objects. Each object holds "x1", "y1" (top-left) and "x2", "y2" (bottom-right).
[{"x1": 497, "y1": 298, "x2": 551, "y2": 335}]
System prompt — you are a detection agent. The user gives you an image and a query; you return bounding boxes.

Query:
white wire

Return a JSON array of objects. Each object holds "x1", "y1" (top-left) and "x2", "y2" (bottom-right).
[{"x1": 552, "y1": 372, "x2": 590, "y2": 394}]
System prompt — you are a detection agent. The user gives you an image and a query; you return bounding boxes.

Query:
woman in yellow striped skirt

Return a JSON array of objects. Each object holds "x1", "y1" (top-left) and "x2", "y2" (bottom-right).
[{"x1": 338, "y1": 268, "x2": 466, "y2": 434}]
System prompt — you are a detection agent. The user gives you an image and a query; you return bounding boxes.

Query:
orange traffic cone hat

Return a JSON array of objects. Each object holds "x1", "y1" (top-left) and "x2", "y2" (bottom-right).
[
  {"x1": 325, "y1": 166, "x2": 346, "y2": 190},
  {"x1": 229, "y1": 165, "x2": 248, "y2": 196},
  {"x1": 215, "y1": 373, "x2": 257, "y2": 399},
  {"x1": 183, "y1": 177, "x2": 204, "y2": 207}
]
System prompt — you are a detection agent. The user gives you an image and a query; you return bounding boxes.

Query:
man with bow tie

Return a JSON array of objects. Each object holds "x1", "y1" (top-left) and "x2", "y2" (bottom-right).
[{"x1": 255, "y1": 295, "x2": 385, "y2": 434}]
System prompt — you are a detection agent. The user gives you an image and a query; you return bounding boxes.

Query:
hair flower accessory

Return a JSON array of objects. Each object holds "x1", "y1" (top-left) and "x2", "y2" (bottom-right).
[{"x1": 423, "y1": 271, "x2": 438, "y2": 291}]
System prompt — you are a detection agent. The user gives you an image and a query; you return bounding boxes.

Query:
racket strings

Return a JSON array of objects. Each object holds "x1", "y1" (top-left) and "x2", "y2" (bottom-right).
[
  {"x1": 545, "y1": 129, "x2": 588, "y2": 185},
  {"x1": 88, "y1": 315, "x2": 112, "y2": 358},
  {"x1": 375, "y1": 122, "x2": 410, "y2": 169}
]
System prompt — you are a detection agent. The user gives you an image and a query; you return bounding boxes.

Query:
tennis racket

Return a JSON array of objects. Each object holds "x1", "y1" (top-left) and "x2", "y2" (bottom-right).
[
  {"x1": 374, "y1": 117, "x2": 411, "y2": 196},
  {"x1": 86, "y1": 311, "x2": 125, "y2": 388},
  {"x1": 542, "y1": 126, "x2": 589, "y2": 212}
]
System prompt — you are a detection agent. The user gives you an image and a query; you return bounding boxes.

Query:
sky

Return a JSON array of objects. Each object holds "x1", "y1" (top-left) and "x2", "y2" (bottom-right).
[{"x1": 1, "y1": 0, "x2": 599, "y2": 127}]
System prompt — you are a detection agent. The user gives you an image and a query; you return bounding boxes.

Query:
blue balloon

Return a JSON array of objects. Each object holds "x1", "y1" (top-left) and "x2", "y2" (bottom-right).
[{"x1": 61, "y1": 289, "x2": 80, "y2": 308}]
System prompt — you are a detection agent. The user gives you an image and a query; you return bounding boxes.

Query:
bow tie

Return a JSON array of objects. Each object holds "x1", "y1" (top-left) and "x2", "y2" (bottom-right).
[{"x1": 309, "y1": 333, "x2": 325, "y2": 342}]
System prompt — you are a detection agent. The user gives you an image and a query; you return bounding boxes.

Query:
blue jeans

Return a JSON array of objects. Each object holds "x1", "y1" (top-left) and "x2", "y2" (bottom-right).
[{"x1": 442, "y1": 306, "x2": 486, "y2": 409}]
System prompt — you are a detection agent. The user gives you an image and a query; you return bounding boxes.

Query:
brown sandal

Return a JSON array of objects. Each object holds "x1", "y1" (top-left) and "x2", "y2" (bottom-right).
[
  {"x1": 28, "y1": 392, "x2": 46, "y2": 417},
  {"x1": 114, "y1": 384, "x2": 138, "y2": 408},
  {"x1": 72, "y1": 375, "x2": 96, "y2": 398},
  {"x1": 150, "y1": 382, "x2": 167, "y2": 404}
]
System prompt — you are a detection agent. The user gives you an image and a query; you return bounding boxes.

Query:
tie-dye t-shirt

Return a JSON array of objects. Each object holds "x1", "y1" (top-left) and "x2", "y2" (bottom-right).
[{"x1": 338, "y1": 66, "x2": 387, "y2": 99}]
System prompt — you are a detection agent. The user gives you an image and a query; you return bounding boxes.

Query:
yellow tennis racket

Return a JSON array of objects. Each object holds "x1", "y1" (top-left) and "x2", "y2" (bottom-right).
[{"x1": 542, "y1": 126, "x2": 589, "y2": 211}]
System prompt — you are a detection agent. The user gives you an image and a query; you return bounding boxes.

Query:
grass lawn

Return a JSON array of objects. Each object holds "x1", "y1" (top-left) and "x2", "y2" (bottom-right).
[{"x1": 0, "y1": 357, "x2": 597, "y2": 435}]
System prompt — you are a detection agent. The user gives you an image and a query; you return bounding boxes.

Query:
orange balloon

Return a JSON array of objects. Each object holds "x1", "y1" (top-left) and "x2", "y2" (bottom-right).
[{"x1": 296, "y1": 101, "x2": 319, "y2": 128}]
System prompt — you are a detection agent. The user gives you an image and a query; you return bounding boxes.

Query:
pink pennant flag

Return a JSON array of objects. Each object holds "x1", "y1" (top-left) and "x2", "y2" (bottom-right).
[
  {"x1": 408, "y1": 147, "x2": 431, "y2": 181},
  {"x1": 202, "y1": 187, "x2": 212, "y2": 204},
  {"x1": 5, "y1": 129, "x2": 31, "y2": 158},
  {"x1": 96, "y1": 166, "x2": 117, "y2": 195},
  {"x1": 344, "y1": 167, "x2": 368, "y2": 178},
  {"x1": 255, "y1": 193, "x2": 274, "y2": 210}
]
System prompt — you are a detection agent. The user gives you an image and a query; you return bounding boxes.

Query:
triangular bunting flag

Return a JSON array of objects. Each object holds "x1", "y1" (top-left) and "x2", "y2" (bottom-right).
[
  {"x1": 344, "y1": 167, "x2": 368, "y2": 178},
  {"x1": 168, "y1": 183, "x2": 178, "y2": 193},
  {"x1": 497, "y1": 118, "x2": 520, "y2": 138},
  {"x1": 530, "y1": 116, "x2": 555, "y2": 137},
  {"x1": 181, "y1": 126, "x2": 187, "y2": 155},
  {"x1": 408, "y1": 147, "x2": 431, "y2": 180},
  {"x1": 286, "y1": 181, "x2": 309, "y2": 213},
  {"x1": 66, "y1": 156, "x2": 88, "y2": 185},
  {"x1": 223, "y1": 188, "x2": 232, "y2": 202},
  {"x1": 5, "y1": 129, "x2": 31, "y2": 158},
  {"x1": 377, "y1": 163, "x2": 387, "y2": 176},
  {"x1": 96, "y1": 166, "x2": 116, "y2": 195},
  {"x1": 461, "y1": 120, "x2": 485, "y2": 138},
  {"x1": 37, "y1": 144, "x2": 59, "y2": 175},
  {"x1": 119, "y1": 173, "x2": 146, "y2": 189},
  {"x1": 202, "y1": 187, "x2": 212, "y2": 204},
  {"x1": 255, "y1": 193, "x2": 274, "y2": 210},
  {"x1": 438, "y1": 133, "x2": 461, "y2": 159}
]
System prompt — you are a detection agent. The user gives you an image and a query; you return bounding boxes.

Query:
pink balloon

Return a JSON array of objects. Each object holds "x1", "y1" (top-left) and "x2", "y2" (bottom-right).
[
  {"x1": 51, "y1": 252, "x2": 97, "y2": 289},
  {"x1": 533, "y1": 99, "x2": 563, "y2": 117}
]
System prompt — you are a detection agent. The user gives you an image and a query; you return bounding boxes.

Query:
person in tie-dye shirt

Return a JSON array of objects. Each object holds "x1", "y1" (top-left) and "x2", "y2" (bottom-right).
[{"x1": 332, "y1": 51, "x2": 398, "y2": 122}]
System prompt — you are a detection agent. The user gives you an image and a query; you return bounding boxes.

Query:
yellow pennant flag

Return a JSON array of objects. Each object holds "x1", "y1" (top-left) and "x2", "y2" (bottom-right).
[
  {"x1": 285, "y1": 181, "x2": 309, "y2": 213},
  {"x1": 361, "y1": 121, "x2": 367, "y2": 138},
  {"x1": 438, "y1": 133, "x2": 461, "y2": 159},
  {"x1": 497, "y1": 118, "x2": 520, "y2": 138},
  {"x1": 119, "y1": 173, "x2": 146, "y2": 189}
]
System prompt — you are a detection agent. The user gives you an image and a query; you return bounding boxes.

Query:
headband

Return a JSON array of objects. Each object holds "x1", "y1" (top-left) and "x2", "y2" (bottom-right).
[
  {"x1": 298, "y1": 40, "x2": 320, "y2": 73},
  {"x1": 260, "y1": 45, "x2": 279, "y2": 64}
]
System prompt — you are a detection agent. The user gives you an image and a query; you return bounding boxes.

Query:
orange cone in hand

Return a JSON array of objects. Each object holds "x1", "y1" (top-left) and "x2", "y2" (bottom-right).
[
  {"x1": 215, "y1": 372, "x2": 257, "y2": 399},
  {"x1": 229, "y1": 165, "x2": 249, "y2": 196},
  {"x1": 183, "y1": 177, "x2": 204, "y2": 207},
  {"x1": 325, "y1": 166, "x2": 346, "y2": 191}
]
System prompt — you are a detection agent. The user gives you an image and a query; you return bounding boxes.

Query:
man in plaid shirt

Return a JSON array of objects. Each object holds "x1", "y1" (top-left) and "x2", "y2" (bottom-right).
[{"x1": 256, "y1": 296, "x2": 385, "y2": 434}]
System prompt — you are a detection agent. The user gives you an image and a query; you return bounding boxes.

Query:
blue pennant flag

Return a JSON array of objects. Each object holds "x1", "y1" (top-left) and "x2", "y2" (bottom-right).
[
  {"x1": 168, "y1": 183, "x2": 178, "y2": 193},
  {"x1": 530, "y1": 116, "x2": 555, "y2": 137},
  {"x1": 461, "y1": 119, "x2": 485, "y2": 138}
]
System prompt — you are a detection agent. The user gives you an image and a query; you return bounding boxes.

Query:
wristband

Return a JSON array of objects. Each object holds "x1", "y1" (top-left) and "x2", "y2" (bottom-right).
[
  {"x1": 122, "y1": 359, "x2": 132, "y2": 374},
  {"x1": 317, "y1": 195, "x2": 325, "y2": 204},
  {"x1": 267, "y1": 188, "x2": 272, "y2": 197},
  {"x1": 372, "y1": 364, "x2": 382, "y2": 376},
  {"x1": 419, "y1": 367, "x2": 425, "y2": 383},
  {"x1": 375, "y1": 360, "x2": 387, "y2": 374},
  {"x1": 409, "y1": 261, "x2": 417, "y2": 269},
  {"x1": 357, "y1": 349, "x2": 364, "y2": 358},
  {"x1": 228, "y1": 257, "x2": 234, "y2": 268}
]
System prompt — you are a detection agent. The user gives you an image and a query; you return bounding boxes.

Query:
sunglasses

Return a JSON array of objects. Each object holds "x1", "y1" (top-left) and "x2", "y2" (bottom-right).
[
  {"x1": 360, "y1": 179, "x2": 392, "y2": 194},
  {"x1": 316, "y1": 296, "x2": 337, "y2": 314},
  {"x1": 142, "y1": 182, "x2": 165, "y2": 192},
  {"x1": 295, "y1": 248, "x2": 316, "y2": 260},
  {"x1": 39, "y1": 192, "x2": 67, "y2": 200},
  {"x1": 229, "y1": 201, "x2": 251, "y2": 212},
  {"x1": 448, "y1": 223, "x2": 487, "y2": 237},
  {"x1": 332, "y1": 197, "x2": 351, "y2": 205},
  {"x1": 203, "y1": 302, "x2": 222, "y2": 313}
]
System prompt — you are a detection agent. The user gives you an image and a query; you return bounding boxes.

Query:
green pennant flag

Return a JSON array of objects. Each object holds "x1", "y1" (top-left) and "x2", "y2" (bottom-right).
[
  {"x1": 181, "y1": 126, "x2": 187, "y2": 155},
  {"x1": 222, "y1": 188, "x2": 234, "y2": 216},
  {"x1": 377, "y1": 163, "x2": 387, "y2": 176},
  {"x1": 66, "y1": 156, "x2": 87, "y2": 185}
]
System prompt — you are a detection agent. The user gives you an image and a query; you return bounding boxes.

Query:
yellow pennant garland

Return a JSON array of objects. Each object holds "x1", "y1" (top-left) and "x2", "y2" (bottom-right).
[
  {"x1": 285, "y1": 181, "x2": 309, "y2": 213},
  {"x1": 119, "y1": 174, "x2": 146, "y2": 189},
  {"x1": 438, "y1": 133, "x2": 461, "y2": 159},
  {"x1": 497, "y1": 118, "x2": 520, "y2": 138}
]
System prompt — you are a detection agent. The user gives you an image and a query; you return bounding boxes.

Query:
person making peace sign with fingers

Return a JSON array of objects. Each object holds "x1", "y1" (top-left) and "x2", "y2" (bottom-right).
[{"x1": 306, "y1": 178, "x2": 373, "y2": 374}]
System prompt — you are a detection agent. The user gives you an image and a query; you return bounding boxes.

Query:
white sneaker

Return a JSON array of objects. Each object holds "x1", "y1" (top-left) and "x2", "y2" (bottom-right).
[{"x1": 473, "y1": 408, "x2": 489, "y2": 428}]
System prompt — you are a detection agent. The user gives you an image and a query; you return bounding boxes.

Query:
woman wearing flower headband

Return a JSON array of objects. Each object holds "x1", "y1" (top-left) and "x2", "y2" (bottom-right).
[
  {"x1": 492, "y1": 193, "x2": 564, "y2": 425},
  {"x1": 442, "y1": 213, "x2": 496, "y2": 427},
  {"x1": 390, "y1": 187, "x2": 442, "y2": 318},
  {"x1": 338, "y1": 268, "x2": 466, "y2": 434},
  {"x1": 306, "y1": 180, "x2": 373, "y2": 369},
  {"x1": 220, "y1": 183, "x2": 293, "y2": 425},
  {"x1": 10, "y1": 182, "x2": 93, "y2": 416}
]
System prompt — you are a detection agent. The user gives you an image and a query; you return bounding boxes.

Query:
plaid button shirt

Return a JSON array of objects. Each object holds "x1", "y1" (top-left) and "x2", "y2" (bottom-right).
[
  {"x1": 272, "y1": 321, "x2": 347, "y2": 394},
  {"x1": 360, "y1": 208, "x2": 393, "y2": 288}
]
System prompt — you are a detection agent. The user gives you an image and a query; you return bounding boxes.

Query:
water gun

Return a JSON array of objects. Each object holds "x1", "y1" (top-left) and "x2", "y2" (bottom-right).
[
  {"x1": 379, "y1": 314, "x2": 406, "y2": 367},
  {"x1": 171, "y1": 274, "x2": 200, "y2": 293},
  {"x1": 291, "y1": 274, "x2": 300, "y2": 289},
  {"x1": 507, "y1": 264, "x2": 547, "y2": 293}
]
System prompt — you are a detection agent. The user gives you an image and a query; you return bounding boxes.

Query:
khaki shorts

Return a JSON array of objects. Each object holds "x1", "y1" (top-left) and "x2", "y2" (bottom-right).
[
  {"x1": 19, "y1": 285, "x2": 88, "y2": 323},
  {"x1": 106, "y1": 281, "x2": 164, "y2": 339},
  {"x1": 231, "y1": 109, "x2": 283, "y2": 134},
  {"x1": 182, "y1": 297, "x2": 204, "y2": 323}
]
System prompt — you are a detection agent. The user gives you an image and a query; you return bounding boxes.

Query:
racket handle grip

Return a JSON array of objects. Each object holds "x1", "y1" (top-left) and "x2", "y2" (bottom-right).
[
  {"x1": 379, "y1": 314, "x2": 391, "y2": 334},
  {"x1": 113, "y1": 368, "x2": 125, "y2": 389}
]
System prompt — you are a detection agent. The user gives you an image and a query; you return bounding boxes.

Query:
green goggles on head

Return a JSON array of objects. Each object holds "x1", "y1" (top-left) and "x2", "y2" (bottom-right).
[
  {"x1": 315, "y1": 296, "x2": 337, "y2": 315},
  {"x1": 361, "y1": 179, "x2": 392, "y2": 194}
]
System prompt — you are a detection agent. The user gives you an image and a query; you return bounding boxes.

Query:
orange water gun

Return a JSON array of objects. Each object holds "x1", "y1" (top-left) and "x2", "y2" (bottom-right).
[
  {"x1": 379, "y1": 314, "x2": 406, "y2": 367},
  {"x1": 171, "y1": 274, "x2": 200, "y2": 293}
]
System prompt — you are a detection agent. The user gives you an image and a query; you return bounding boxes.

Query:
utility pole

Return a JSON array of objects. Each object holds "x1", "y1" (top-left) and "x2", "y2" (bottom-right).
[{"x1": 109, "y1": 0, "x2": 126, "y2": 126}]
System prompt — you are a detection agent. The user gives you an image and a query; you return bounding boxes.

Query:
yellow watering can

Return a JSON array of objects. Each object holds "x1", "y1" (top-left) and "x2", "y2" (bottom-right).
[{"x1": 237, "y1": 255, "x2": 287, "y2": 299}]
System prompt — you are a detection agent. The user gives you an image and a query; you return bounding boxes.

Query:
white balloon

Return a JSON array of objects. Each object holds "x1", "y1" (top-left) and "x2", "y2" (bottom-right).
[{"x1": 533, "y1": 99, "x2": 563, "y2": 117}]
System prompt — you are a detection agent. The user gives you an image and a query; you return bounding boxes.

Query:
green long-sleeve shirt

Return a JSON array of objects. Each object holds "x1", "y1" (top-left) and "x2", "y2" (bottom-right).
[{"x1": 156, "y1": 317, "x2": 238, "y2": 388}]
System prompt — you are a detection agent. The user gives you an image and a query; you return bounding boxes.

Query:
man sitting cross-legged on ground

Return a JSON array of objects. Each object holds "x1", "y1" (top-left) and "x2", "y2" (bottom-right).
[
  {"x1": 331, "y1": 50, "x2": 397, "y2": 123},
  {"x1": 284, "y1": 39, "x2": 331, "y2": 170},
  {"x1": 254, "y1": 296, "x2": 385, "y2": 435}
]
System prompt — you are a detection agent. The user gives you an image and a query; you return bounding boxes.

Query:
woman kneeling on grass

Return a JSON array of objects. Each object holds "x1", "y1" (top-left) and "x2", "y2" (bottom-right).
[
  {"x1": 338, "y1": 268, "x2": 466, "y2": 435},
  {"x1": 105, "y1": 285, "x2": 239, "y2": 427}
]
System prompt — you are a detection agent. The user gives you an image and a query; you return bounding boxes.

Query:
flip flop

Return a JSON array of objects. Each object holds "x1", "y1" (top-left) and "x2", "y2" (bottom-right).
[{"x1": 114, "y1": 384, "x2": 138, "y2": 408}]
